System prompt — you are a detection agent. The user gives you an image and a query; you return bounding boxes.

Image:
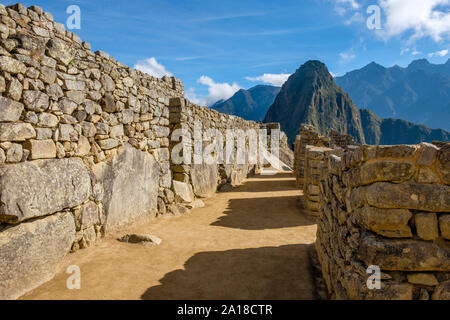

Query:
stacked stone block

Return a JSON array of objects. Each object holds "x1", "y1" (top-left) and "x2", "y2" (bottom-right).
[
  {"x1": 303, "y1": 145, "x2": 339, "y2": 215},
  {"x1": 168, "y1": 97, "x2": 261, "y2": 204},
  {"x1": 293, "y1": 124, "x2": 330, "y2": 187},
  {"x1": 0, "y1": 3, "x2": 272, "y2": 299},
  {"x1": 315, "y1": 143, "x2": 450, "y2": 300}
]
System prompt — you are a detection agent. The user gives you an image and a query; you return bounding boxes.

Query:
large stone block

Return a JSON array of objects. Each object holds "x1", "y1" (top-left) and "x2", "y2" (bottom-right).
[
  {"x1": 190, "y1": 163, "x2": 218, "y2": 198},
  {"x1": 354, "y1": 207, "x2": 412, "y2": 238},
  {"x1": 358, "y1": 232, "x2": 450, "y2": 271},
  {"x1": 437, "y1": 144, "x2": 450, "y2": 185},
  {"x1": 363, "y1": 182, "x2": 450, "y2": 212},
  {"x1": 23, "y1": 139, "x2": 56, "y2": 160},
  {"x1": 0, "y1": 123, "x2": 36, "y2": 141},
  {"x1": 343, "y1": 161, "x2": 412, "y2": 187},
  {"x1": 440, "y1": 214, "x2": 450, "y2": 240},
  {"x1": 92, "y1": 143, "x2": 159, "y2": 231},
  {"x1": 0, "y1": 212, "x2": 75, "y2": 300},
  {"x1": 0, "y1": 158, "x2": 91, "y2": 224},
  {"x1": 0, "y1": 96, "x2": 23, "y2": 122},
  {"x1": 415, "y1": 213, "x2": 439, "y2": 241},
  {"x1": 173, "y1": 180, "x2": 195, "y2": 203}
]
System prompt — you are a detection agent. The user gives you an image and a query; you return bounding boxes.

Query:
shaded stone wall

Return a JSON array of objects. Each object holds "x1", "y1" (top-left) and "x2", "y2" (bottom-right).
[
  {"x1": 303, "y1": 145, "x2": 340, "y2": 215},
  {"x1": 317, "y1": 143, "x2": 450, "y2": 300},
  {"x1": 293, "y1": 125, "x2": 450, "y2": 299},
  {"x1": 293, "y1": 124, "x2": 330, "y2": 187},
  {"x1": 0, "y1": 3, "x2": 272, "y2": 299},
  {"x1": 168, "y1": 97, "x2": 261, "y2": 206}
]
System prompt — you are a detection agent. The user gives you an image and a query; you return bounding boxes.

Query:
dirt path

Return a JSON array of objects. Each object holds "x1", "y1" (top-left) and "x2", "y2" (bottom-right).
[{"x1": 21, "y1": 172, "x2": 317, "y2": 300}]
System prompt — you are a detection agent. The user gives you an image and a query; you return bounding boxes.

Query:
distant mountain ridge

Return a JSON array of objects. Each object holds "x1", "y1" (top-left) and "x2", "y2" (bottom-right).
[
  {"x1": 335, "y1": 58, "x2": 450, "y2": 131},
  {"x1": 263, "y1": 60, "x2": 450, "y2": 146},
  {"x1": 211, "y1": 85, "x2": 280, "y2": 121}
]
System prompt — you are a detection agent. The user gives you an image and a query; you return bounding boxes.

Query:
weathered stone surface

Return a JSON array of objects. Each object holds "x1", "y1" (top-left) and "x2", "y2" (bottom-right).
[
  {"x1": 58, "y1": 124, "x2": 78, "y2": 141},
  {"x1": 119, "y1": 233, "x2": 162, "y2": 246},
  {"x1": 23, "y1": 139, "x2": 56, "y2": 160},
  {"x1": 80, "y1": 201, "x2": 99, "y2": 230},
  {"x1": 354, "y1": 207, "x2": 413, "y2": 238},
  {"x1": 191, "y1": 163, "x2": 218, "y2": 198},
  {"x1": 38, "y1": 112, "x2": 58, "y2": 128},
  {"x1": 98, "y1": 138, "x2": 119, "y2": 150},
  {"x1": 358, "y1": 232, "x2": 450, "y2": 271},
  {"x1": 364, "y1": 145, "x2": 418, "y2": 161},
  {"x1": 0, "y1": 212, "x2": 75, "y2": 300},
  {"x1": 0, "y1": 56, "x2": 26, "y2": 74},
  {"x1": 437, "y1": 144, "x2": 450, "y2": 185},
  {"x1": 363, "y1": 182, "x2": 450, "y2": 212},
  {"x1": 415, "y1": 213, "x2": 439, "y2": 241},
  {"x1": 0, "y1": 158, "x2": 91, "y2": 223},
  {"x1": 46, "y1": 38, "x2": 75, "y2": 66},
  {"x1": 0, "y1": 123, "x2": 36, "y2": 141},
  {"x1": 6, "y1": 143, "x2": 23, "y2": 163},
  {"x1": 406, "y1": 273, "x2": 439, "y2": 286},
  {"x1": 167, "y1": 203, "x2": 190, "y2": 215},
  {"x1": 23, "y1": 90, "x2": 49, "y2": 111},
  {"x1": 356, "y1": 161, "x2": 414, "y2": 186},
  {"x1": 417, "y1": 143, "x2": 439, "y2": 166},
  {"x1": 0, "y1": 96, "x2": 23, "y2": 122},
  {"x1": 92, "y1": 143, "x2": 159, "y2": 231},
  {"x1": 173, "y1": 180, "x2": 195, "y2": 203},
  {"x1": 432, "y1": 280, "x2": 450, "y2": 300},
  {"x1": 439, "y1": 214, "x2": 450, "y2": 240}
]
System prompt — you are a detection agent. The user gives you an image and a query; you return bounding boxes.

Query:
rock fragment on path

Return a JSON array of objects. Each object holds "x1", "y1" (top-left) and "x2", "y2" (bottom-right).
[{"x1": 119, "y1": 234, "x2": 162, "y2": 246}]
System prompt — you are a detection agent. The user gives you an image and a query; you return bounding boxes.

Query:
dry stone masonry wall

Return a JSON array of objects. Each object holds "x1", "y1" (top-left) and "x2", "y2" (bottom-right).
[
  {"x1": 295, "y1": 124, "x2": 450, "y2": 300},
  {"x1": 0, "y1": 3, "x2": 275, "y2": 299}
]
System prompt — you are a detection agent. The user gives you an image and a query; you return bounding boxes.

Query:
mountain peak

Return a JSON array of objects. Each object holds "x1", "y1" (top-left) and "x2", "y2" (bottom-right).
[
  {"x1": 211, "y1": 85, "x2": 280, "y2": 121},
  {"x1": 264, "y1": 60, "x2": 366, "y2": 145},
  {"x1": 289, "y1": 60, "x2": 334, "y2": 90},
  {"x1": 407, "y1": 58, "x2": 432, "y2": 69}
]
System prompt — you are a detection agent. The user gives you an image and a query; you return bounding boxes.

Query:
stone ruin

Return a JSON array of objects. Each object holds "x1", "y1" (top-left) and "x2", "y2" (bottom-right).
[
  {"x1": 0, "y1": 3, "x2": 291, "y2": 299},
  {"x1": 294, "y1": 124, "x2": 450, "y2": 300},
  {"x1": 0, "y1": 3, "x2": 448, "y2": 301}
]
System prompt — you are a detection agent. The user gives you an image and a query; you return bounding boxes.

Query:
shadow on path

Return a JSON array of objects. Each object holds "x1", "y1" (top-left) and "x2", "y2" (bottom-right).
[
  {"x1": 211, "y1": 195, "x2": 315, "y2": 230},
  {"x1": 141, "y1": 244, "x2": 315, "y2": 300}
]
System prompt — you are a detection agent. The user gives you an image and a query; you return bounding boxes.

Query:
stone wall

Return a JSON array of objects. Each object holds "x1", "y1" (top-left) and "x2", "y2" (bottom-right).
[
  {"x1": 293, "y1": 124, "x2": 330, "y2": 188},
  {"x1": 168, "y1": 97, "x2": 262, "y2": 204},
  {"x1": 294, "y1": 123, "x2": 450, "y2": 299},
  {"x1": 303, "y1": 145, "x2": 339, "y2": 215},
  {"x1": 0, "y1": 3, "x2": 275, "y2": 299}
]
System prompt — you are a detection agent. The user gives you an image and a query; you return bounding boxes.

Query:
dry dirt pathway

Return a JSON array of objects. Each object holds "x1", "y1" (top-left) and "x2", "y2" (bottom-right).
[{"x1": 21, "y1": 172, "x2": 317, "y2": 300}]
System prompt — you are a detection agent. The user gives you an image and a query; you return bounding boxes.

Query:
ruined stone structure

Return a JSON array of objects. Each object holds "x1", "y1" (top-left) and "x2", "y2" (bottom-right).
[
  {"x1": 293, "y1": 125, "x2": 330, "y2": 188},
  {"x1": 0, "y1": 3, "x2": 284, "y2": 299},
  {"x1": 295, "y1": 125, "x2": 450, "y2": 300}
]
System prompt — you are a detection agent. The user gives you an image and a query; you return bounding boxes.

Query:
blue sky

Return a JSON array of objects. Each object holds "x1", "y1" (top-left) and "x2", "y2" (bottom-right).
[{"x1": 4, "y1": 0, "x2": 450, "y2": 105}]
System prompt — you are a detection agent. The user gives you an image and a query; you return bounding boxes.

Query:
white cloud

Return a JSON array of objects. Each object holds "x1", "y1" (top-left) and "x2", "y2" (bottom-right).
[
  {"x1": 378, "y1": 0, "x2": 450, "y2": 42},
  {"x1": 339, "y1": 52, "x2": 356, "y2": 63},
  {"x1": 400, "y1": 47, "x2": 410, "y2": 55},
  {"x1": 245, "y1": 73, "x2": 291, "y2": 86},
  {"x1": 134, "y1": 57, "x2": 172, "y2": 78},
  {"x1": 345, "y1": 12, "x2": 365, "y2": 25},
  {"x1": 333, "y1": 0, "x2": 360, "y2": 15},
  {"x1": 428, "y1": 49, "x2": 449, "y2": 57},
  {"x1": 401, "y1": 48, "x2": 422, "y2": 56},
  {"x1": 188, "y1": 76, "x2": 241, "y2": 106},
  {"x1": 335, "y1": 0, "x2": 360, "y2": 9}
]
